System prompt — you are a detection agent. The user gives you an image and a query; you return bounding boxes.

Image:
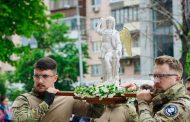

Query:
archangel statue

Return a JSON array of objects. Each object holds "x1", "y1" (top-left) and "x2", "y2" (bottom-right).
[{"x1": 95, "y1": 16, "x2": 122, "y2": 85}]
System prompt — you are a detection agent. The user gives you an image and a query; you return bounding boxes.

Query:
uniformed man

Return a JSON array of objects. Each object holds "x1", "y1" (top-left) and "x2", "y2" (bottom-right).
[
  {"x1": 12, "y1": 57, "x2": 103, "y2": 122},
  {"x1": 137, "y1": 55, "x2": 190, "y2": 121},
  {"x1": 184, "y1": 77, "x2": 190, "y2": 96}
]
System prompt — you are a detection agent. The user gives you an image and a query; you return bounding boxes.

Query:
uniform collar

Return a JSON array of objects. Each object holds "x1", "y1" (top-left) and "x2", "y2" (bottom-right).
[
  {"x1": 151, "y1": 83, "x2": 185, "y2": 114},
  {"x1": 31, "y1": 88, "x2": 45, "y2": 99},
  {"x1": 153, "y1": 83, "x2": 185, "y2": 102}
]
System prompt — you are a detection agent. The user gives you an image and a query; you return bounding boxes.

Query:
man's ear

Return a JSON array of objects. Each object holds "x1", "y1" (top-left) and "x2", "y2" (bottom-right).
[{"x1": 53, "y1": 75, "x2": 58, "y2": 83}]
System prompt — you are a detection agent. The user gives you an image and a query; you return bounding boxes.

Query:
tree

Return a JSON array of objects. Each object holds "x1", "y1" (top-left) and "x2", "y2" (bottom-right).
[
  {"x1": 0, "y1": 0, "x2": 49, "y2": 64},
  {"x1": 149, "y1": 0, "x2": 190, "y2": 78},
  {"x1": 13, "y1": 49, "x2": 45, "y2": 91},
  {"x1": 0, "y1": 73, "x2": 7, "y2": 96},
  {"x1": 13, "y1": 21, "x2": 89, "y2": 91}
]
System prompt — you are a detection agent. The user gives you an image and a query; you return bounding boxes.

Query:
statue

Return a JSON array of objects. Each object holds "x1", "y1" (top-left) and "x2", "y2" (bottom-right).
[{"x1": 95, "y1": 16, "x2": 122, "y2": 85}]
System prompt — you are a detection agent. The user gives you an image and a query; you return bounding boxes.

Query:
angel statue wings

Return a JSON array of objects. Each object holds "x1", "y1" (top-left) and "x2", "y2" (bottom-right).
[{"x1": 95, "y1": 16, "x2": 132, "y2": 85}]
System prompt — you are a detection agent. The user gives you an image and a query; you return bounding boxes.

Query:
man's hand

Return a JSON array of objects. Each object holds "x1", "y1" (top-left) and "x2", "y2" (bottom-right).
[
  {"x1": 44, "y1": 87, "x2": 59, "y2": 106},
  {"x1": 137, "y1": 90, "x2": 152, "y2": 103},
  {"x1": 46, "y1": 87, "x2": 59, "y2": 94},
  {"x1": 120, "y1": 82, "x2": 138, "y2": 91}
]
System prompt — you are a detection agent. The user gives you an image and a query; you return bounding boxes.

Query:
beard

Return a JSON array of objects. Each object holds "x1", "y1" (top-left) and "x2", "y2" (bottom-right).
[
  {"x1": 32, "y1": 87, "x2": 46, "y2": 99},
  {"x1": 153, "y1": 83, "x2": 165, "y2": 94}
]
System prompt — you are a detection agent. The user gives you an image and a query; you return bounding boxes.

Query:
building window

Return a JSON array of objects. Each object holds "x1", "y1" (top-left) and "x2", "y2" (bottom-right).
[
  {"x1": 91, "y1": 64, "x2": 102, "y2": 76},
  {"x1": 134, "y1": 59, "x2": 140, "y2": 74},
  {"x1": 112, "y1": 6, "x2": 139, "y2": 24},
  {"x1": 152, "y1": 0, "x2": 173, "y2": 57},
  {"x1": 154, "y1": 35, "x2": 173, "y2": 57},
  {"x1": 63, "y1": 18, "x2": 77, "y2": 30},
  {"x1": 92, "y1": 41, "x2": 101, "y2": 53},
  {"x1": 132, "y1": 33, "x2": 140, "y2": 47},
  {"x1": 50, "y1": 0, "x2": 76, "y2": 10},
  {"x1": 91, "y1": 18, "x2": 100, "y2": 30},
  {"x1": 61, "y1": 17, "x2": 85, "y2": 31},
  {"x1": 92, "y1": 0, "x2": 101, "y2": 7}
]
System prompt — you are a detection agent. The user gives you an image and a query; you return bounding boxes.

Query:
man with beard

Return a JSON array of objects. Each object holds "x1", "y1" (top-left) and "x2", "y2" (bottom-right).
[
  {"x1": 137, "y1": 55, "x2": 190, "y2": 121},
  {"x1": 12, "y1": 57, "x2": 103, "y2": 122}
]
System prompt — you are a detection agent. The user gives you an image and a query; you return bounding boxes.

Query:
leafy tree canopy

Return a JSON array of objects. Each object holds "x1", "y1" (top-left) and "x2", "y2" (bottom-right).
[
  {"x1": 0, "y1": 0, "x2": 50, "y2": 64},
  {"x1": 13, "y1": 20, "x2": 88, "y2": 91}
]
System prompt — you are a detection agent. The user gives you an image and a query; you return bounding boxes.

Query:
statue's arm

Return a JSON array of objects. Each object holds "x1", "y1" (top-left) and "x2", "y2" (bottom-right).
[{"x1": 95, "y1": 18, "x2": 103, "y2": 35}]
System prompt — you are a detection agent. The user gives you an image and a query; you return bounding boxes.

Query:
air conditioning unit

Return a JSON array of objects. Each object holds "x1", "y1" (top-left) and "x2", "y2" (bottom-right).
[{"x1": 93, "y1": 6, "x2": 100, "y2": 13}]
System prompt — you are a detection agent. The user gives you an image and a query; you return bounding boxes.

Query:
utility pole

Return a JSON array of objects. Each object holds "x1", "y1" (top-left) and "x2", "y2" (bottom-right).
[{"x1": 76, "y1": 0, "x2": 83, "y2": 84}]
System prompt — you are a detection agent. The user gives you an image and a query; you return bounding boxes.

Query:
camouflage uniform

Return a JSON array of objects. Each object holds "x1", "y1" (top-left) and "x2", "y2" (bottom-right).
[
  {"x1": 138, "y1": 83, "x2": 190, "y2": 122},
  {"x1": 12, "y1": 89, "x2": 103, "y2": 122},
  {"x1": 93, "y1": 103, "x2": 138, "y2": 122}
]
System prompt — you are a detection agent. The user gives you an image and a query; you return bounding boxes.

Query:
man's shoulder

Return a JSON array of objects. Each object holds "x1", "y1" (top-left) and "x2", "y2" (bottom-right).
[
  {"x1": 157, "y1": 101, "x2": 190, "y2": 120},
  {"x1": 176, "y1": 95, "x2": 190, "y2": 107},
  {"x1": 159, "y1": 97, "x2": 190, "y2": 118},
  {"x1": 12, "y1": 92, "x2": 31, "y2": 108}
]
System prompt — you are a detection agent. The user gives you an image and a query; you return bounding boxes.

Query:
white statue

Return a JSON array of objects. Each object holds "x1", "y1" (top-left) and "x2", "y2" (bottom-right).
[{"x1": 95, "y1": 16, "x2": 122, "y2": 85}]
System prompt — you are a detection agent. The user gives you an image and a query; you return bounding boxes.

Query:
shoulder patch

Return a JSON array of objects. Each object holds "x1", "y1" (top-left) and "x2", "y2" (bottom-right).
[{"x1": 164, "y1": 104, "x2": 178, "y2": 117}]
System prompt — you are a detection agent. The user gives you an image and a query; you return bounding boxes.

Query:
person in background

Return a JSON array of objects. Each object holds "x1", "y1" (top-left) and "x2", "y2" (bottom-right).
[
  {"x1": 0, "y1": 96, "x2": 12, "y2": 122},
  {"x1": 184, "y1": 77, "x2": 190, "y2": 96},
  {"x1": 137, "y1": 55, "x2": 190, "y2": 121}
]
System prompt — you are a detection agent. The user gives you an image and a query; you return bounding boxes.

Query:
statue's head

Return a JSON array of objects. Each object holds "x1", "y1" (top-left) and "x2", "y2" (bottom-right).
[{"x1": 105, "y1": 16, "x2": 115, "y2": 29}]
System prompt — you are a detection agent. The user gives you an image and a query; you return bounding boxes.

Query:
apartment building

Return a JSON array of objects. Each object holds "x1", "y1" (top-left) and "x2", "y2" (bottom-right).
[
  {"x1": 49, "y1": 0, "x2": 86, "y2": 39},
  {"x1": 140, "y1": 0, "x2": 183, "y2": 75}
]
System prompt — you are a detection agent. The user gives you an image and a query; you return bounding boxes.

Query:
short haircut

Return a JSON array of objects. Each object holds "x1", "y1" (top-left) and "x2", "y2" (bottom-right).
[
  {"x1": 185, "y1": 77, "x2": 190, "y2": 84},
  {"x1": 34, "y1": 57, "x2": 57, "y2": 73},
  {"x1": 155, "y1": 55, "x2": 183, "y2": 77}
]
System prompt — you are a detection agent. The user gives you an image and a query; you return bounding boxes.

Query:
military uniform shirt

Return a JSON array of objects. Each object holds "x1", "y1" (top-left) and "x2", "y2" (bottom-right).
[
  {"x1": 138, "y1": 83, "x2": 190, "y2": 122},
  {"x1": 12, "y1": 90, "x2": 95, "y2": 122}
]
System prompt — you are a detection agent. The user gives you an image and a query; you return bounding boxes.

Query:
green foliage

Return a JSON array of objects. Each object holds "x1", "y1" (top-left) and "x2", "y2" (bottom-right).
[
  {"x1": 49, "y1": 42, "x2": 89, "y2": 91},
  {"x1": 14, "y1": 49, "x2": 45, "y2": 91},
  {"x1": 7, "y1": 88, "x2": 25, "y2": 102},
  {"x1": 0, "y1": 73, "x2": 7, "y2": 96},
  {"x1": 13, "y1": 23, "x2": 89, "y2": 92},
  {"x1": 33, "y1": 22, "x2": 70, "y2": 49},
  {"x1": 185, "y1": 51, "x2": 190, "y2": 76},
  {"x1": 0, "y1": 38, "x2": 15, "y2": 64},
  {"x1": 0, "y1": 0, "x2": 49, "y2": 64},
  {"x1": 0, "y1": 0, "x2": 49, "y2": 37},
  {"x1": 74, "y1": 84, "x2": 135, "y2": 100},
  {"x1": 0, "y1": 1, "x2": 89, "y2": 92},
  {"x1": 50, "y1": 12, "x2": 65, "y2": 20}
]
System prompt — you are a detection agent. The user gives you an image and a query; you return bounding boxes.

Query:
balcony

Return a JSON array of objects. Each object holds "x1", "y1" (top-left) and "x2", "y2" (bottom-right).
[
  {"x1": 49, "y1": 0, "x2": 77, "y2": 11},
  {"x1": 109, "y1": 0, "x2": 123, "y2": 3}
]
